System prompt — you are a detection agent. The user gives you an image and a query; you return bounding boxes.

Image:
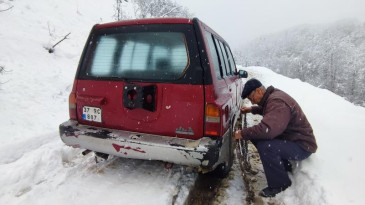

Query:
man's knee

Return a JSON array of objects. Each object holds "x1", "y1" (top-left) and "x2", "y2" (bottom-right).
[{"x1": 255, "y1": 140, "x2": 275, "y2": 155}]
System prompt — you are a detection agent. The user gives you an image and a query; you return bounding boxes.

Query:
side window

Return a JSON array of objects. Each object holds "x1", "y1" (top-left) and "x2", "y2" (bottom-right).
[
  {"x1": 219, "y1": 41, "x2": 232, "y2": 76},
  {"x1": 205, "y1": 31, "x2": 222, "y2": 79},
  {"x1": 225, "y1": 44, "x2": 236, "y2": 75},
  {"x1": 214, "y1": 38, "x2": 228, "y2": 77}
]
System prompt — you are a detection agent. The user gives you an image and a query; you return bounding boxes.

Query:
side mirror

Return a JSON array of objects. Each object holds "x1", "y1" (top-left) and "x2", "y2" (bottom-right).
[{"x1": 238, "y1": 70, "x2": 248, "y2": 78}]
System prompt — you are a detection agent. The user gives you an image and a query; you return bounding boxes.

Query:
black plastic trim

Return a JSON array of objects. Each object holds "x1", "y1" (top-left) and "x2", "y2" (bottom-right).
[{"x1": 76, "y1": 23, "x2": 205, "y2": 85}]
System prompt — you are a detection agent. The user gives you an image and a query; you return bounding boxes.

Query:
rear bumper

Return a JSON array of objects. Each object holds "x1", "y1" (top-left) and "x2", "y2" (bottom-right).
[{"x1": 59, "y1": 120, "x2": 225, "y2": 169}]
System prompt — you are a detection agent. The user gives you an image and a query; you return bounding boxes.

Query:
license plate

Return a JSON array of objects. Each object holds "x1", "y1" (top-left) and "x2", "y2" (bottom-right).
[{"x1": 82, "y1": 106, "x2": 102, "y2": 122}]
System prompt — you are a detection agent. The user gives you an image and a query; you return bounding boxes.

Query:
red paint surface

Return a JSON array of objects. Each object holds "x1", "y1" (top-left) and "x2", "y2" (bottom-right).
[
  {"x1": 112, "y1": 143, "x2": 146, "y2": 154},
  {"x1": 95, "y1": 18, "x2": 193, "y2": 29},
  {"x1": 75, "y1": 80, "x2": 205, "y2": 139}
]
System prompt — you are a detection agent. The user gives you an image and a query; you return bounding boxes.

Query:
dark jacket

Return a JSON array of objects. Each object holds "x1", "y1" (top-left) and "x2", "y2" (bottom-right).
[{"x1": 242, "y1": 86, "x2": 317, "y2": 153}]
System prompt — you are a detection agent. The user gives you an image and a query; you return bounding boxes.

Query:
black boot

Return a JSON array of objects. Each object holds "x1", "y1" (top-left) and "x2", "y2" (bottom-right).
[{"x1": 259, "y1": 185, "x2": 290, "y2": 197}]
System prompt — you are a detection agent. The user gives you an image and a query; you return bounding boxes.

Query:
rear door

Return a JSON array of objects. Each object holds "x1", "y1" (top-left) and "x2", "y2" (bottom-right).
[
  {"x1": 215, "y1": 39, "x2": 236, "y2": 107},
  {"x1": 75, "y1": 23, "x2": 205, "y2": 140},
  {"x1": 222, "y1": 43, "x2": 240, "y2": 109}
]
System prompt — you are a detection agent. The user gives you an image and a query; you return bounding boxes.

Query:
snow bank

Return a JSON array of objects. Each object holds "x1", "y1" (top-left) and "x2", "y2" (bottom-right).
[{"x1": 0, "y1": 1, "x2": 195, "y2": 205}]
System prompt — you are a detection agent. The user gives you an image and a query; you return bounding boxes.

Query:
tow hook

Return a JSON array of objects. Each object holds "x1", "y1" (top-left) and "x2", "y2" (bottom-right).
[{"x1": 82, "y1": 149, "x2": 92, "y2": 156}]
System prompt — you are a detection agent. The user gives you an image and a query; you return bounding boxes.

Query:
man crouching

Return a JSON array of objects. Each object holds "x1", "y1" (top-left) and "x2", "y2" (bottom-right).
[{"x1": 235, "y1": 78, "x2": 318, "y2": 197}]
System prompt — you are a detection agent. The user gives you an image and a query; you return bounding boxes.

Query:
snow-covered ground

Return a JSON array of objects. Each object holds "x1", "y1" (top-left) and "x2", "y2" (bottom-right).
[
  {"x1": 1, "y1": 1, "x2": 365, "y2": 204},
  {"x1": 0, "y1": 1, "x2": 196, "y2": 204}
]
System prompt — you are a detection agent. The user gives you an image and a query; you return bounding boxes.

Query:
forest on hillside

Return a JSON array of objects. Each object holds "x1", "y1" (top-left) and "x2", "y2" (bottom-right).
[
  {"x1": 112, "y1": 0, "x2": 192, "y2": 20},
  {"x1": 235, "y1": 19, "x2": 365, "y2": 106}
]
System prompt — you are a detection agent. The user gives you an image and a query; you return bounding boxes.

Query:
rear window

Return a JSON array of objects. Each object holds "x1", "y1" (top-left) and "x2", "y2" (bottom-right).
[{"x1": 81, "y1": 25, "x2": 191, "y2": 81}]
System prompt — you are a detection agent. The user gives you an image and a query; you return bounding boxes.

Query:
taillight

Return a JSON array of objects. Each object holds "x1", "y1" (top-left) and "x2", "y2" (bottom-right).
[
  {"x1": 204, "y1": 104, "x2": 221, "y2": 136},
  {"x1": 69, "y1": 92, "x2": 77, "y2": 119}
]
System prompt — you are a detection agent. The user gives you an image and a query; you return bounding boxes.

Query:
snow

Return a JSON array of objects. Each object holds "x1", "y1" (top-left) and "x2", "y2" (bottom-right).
[
  {"x1": 1, "y1": 1, "x2": 365, "y2": 204},
  {"x1": 0, "y1": 1, "x2": 196, "y2": 204}
]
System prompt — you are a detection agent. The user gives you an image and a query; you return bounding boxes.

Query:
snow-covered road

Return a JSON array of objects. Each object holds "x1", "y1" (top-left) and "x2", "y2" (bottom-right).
[{"x1": 0, "y1": 132, "x2": 198, "y2": 204}]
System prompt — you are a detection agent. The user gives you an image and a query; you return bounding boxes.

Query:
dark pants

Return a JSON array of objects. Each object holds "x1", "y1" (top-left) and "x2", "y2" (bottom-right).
[{"x1": 251, "y1": 139, "x2": 312, "y2": 188}]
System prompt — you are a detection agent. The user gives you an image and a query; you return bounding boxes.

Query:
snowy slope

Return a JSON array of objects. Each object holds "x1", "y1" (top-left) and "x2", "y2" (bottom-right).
[
  {"x1": 0, "y1": 0, "x2": 195, "y2": 204},
  {"x1": 1, "y1": 1, "x2": 365, "y2": 205},
  {"x1": 0, "y1": 0, "x2": 115, "y2": 143},
  {"x1": 0, "y1": 1, "x2": 196, "y2": 204}
]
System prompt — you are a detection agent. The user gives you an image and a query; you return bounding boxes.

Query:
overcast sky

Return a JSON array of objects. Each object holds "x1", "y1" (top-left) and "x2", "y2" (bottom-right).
[{"x1": 179, "y1": 0, "x2": 365, "y2": 49}]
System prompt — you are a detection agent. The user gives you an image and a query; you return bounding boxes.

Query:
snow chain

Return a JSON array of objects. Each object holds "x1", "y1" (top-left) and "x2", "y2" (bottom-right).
[
  {"x1": 235, "y1": 112, "x2": 255, "y2": 203},
  {"x1": 241, "y1": 113, "x2": 252, "y2": 171}
]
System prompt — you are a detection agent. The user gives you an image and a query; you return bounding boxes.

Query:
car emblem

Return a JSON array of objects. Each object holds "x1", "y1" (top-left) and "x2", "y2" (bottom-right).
[{"x1": 175, "y1": 126, "x2": 194, "y2": 135}]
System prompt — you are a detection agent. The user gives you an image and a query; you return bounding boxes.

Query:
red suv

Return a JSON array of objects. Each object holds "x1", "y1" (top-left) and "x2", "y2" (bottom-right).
[{"x1": 59, "y1": 18, "x2": 247, "y2": 177}]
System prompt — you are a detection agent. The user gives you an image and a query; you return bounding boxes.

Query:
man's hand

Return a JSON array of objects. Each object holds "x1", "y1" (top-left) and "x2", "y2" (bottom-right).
[
  {"x1": 240, "y1": 106, "x2": 252, "y2": 114},
  {"x1": 234, "y1": 130, "x2": 242, "y2": 140}
]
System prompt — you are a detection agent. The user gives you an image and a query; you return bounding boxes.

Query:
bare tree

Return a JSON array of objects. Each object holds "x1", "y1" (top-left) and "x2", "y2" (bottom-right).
[
  {"x1": 46, "y1": 33, "x2": 71, "y2": 53},
  {"x1": 0, "y1": 1, "x2": 13, "y2": 12},
  {"x1": 133, "y1": 0, "x2": 192, "y2": 18},
  {"x1": 0, "y1": 65, "x2": 3, "y2": 86},
  {"x1": 114, "y1": 0, "x2": 129, "y2": 21},
  {"x1": 0, "y1": 65, "x2": 11, "y2": 85}
]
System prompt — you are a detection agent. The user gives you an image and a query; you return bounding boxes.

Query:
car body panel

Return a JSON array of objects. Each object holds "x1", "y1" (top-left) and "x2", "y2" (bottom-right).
[{"x1": 74, "y1": 80, "x2": 204, "y2": 139}]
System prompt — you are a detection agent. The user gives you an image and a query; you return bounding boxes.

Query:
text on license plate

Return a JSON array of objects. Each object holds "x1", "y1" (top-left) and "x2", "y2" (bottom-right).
[{"x1": 82, "y1": 106, "x2": 102, "y2": 122}]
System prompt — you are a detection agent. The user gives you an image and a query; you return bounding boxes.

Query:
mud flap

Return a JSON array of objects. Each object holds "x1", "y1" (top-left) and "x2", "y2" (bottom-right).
[
  {"x1": 208, "y1": 127, "x2": 233, "y2": 178},
  {"x1": 201, "y1": 139, "x2": 221, "y2": 169}
]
